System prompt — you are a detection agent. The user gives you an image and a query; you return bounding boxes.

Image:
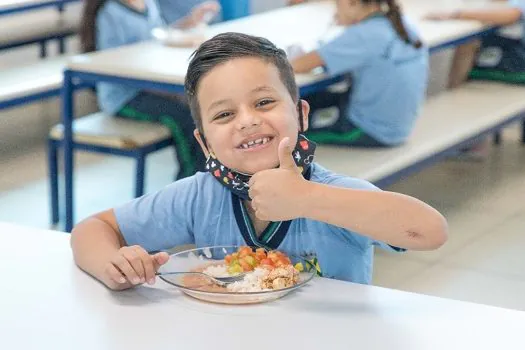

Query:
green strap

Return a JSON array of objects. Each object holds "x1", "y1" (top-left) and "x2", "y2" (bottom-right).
[
  {"x1": 469, "y1": 69, "x2": 525, "y2": 84},
  {"x1": 306, "y1": 128, "x2": 364, "y2": 145}
]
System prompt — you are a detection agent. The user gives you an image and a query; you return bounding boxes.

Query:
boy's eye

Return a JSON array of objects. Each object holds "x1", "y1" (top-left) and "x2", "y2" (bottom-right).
[
  {"x1": 213, "y1": 112, "x2": 233, "y2": 121},
  {"x1": 256, "y1": 99, "x2": 275, "y2": 108}
]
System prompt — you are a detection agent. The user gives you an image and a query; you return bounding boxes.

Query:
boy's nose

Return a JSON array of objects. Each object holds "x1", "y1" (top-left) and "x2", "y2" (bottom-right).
[{"x1": 236, "y1": 109, "x2": 261, "y2": 131}]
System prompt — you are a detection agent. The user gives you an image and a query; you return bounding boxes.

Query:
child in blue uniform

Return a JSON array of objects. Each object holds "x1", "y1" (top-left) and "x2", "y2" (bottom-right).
[
  {"x1": 291, "y1": 0, "x2": 428, "y2": 147},
  {"x1": 80, "y1": 0, "x2": 220, "y2": 179},
  {"x1": 428, "y1": 0, "x2": 525, "y2": 87},
  {"x1": 70, "y1": 33, "x2": 447, "y2": 290}
]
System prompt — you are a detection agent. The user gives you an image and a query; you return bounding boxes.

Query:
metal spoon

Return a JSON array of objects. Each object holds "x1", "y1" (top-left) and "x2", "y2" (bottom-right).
[{"x1": 156, "y1": 271, "x2": 247, "y2": 287}]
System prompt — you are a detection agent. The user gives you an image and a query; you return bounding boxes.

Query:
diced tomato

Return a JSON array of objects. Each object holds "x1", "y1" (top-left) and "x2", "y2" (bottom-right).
[
  {"x1": 280, "y1": 257, "x2": 292, "y2": 265},
  {"x1": 260, "y1": 258, "x2": 274, "y2": 267},
  {"x1": 238, "y1": 246, "x2": 252, "y2": 258},
  {"x1": 239, "y1": 259, "x2": 254, "y2": 272},
  {"x1": 255, "y1": 248, "x2": 266, "y2": 257},
  {"x1": 225, "y1": 255, "x2": 232, "y2": 264}
]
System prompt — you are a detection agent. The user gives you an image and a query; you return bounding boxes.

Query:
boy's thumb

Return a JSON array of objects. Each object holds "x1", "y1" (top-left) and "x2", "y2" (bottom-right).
[{"x1": 278, "y1": 137, "x2": 297, "y2": 170}]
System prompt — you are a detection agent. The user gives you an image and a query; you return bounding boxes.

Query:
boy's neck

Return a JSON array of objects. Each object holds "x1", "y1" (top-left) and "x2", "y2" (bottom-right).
[{"x1": 244, "y1": 200, "x2": 269, "y2": 238}]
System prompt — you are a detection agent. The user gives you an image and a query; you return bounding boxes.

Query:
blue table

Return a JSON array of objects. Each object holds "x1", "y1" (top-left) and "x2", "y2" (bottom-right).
[
  {"x1": 59, "y1": 5, "x2": 500, "y2": 232},
  {"x1": 0, "y1": 0, "x2": 79, "y2": 16}
]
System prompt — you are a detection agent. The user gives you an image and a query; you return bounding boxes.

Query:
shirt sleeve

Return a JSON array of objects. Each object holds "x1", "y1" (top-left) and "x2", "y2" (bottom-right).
[
  {"x1": 316, "y1": 27, "x2": 371, "y2": 76},
  {"x1": 113, "y1": 176, "x2": 198, "y2": 252},
  {"x1": 323, "y1": 175, "x2": 406, "y2": 253}
]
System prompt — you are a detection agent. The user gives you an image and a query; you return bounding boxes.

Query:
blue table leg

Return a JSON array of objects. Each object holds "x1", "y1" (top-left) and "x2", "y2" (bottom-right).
[
  {"x1": 522, "y1": 120, "x2": 525, "y2": 144},
  {"x1": 40, "y1": 41, "x2": 47, "y2": 58},
  {"x1": 48, "y1": 139, "x2": 60, "y2": 225},
  {"x1": 219, "y1": 0, "x2": 250, "y2": 21},
  {"x1": 62, "y1": 70, "x2": 75, "y2": 232},
  {"x1": 493, "y1": 131, "x2": 502, "y2": 145}
]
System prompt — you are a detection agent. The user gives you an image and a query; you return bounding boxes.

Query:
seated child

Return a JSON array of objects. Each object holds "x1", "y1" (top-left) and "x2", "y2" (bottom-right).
[
  {"x1": 80, "y1": 0, "x2": 220, "y2": 178},
  {"x1": 291, "y1": 0, "x2": 428, "y2": 147},
  {"x1": 70, "y1": 32, "x2": 448, "y2": 290},
  {"x1": 428, "y1": 0, "x2": 525, "y2": 87}
]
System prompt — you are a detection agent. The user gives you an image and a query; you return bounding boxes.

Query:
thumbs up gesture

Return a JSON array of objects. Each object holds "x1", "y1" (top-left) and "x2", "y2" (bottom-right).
[{"x1": 248, "y1": 137, "x2": 310, "y2": 221}]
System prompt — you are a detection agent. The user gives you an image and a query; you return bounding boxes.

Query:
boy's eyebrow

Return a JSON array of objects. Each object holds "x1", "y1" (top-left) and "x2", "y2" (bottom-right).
[
  {"x1": 206, "y1": 86, "x2": 277, "y2": 113},
  {"x1": 252, "y1": 85, "x2": 276, "y2": 93},
  {"x1": 207, "y1": 99, "x2": 231, "y2": 113}
]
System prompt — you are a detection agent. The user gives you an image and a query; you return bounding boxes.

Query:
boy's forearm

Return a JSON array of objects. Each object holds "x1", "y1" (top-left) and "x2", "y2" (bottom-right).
[
  {"x1": 300, "y1": 182, "x2": 448, "y2": 251},
  {"x1": 71, "y1": 215, "x2": 130, "y2": 290},
  {"x1": 456, "y1": 8, "x2": 522, "y2": 26}
]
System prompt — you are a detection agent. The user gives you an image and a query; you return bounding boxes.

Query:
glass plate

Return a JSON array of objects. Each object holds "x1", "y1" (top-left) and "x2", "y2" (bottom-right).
[{"x1": 158, "y1": 246, "x2": 316, "y2": 305}]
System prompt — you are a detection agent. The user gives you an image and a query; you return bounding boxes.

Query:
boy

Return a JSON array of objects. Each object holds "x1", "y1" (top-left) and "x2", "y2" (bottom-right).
[{"x1": 71, "y1": 33, "x2": 447, "y2": 291}]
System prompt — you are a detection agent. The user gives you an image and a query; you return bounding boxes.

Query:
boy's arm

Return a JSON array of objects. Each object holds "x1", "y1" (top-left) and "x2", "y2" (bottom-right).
[
  {"x1": 427, "y1": 8, "x2": 522, "y2": 26},
  {"x1": 249, "y1": 138, "x2": 448, "y2": 252},
  {"x1": 300, "y1": 184, "x2": 448, "y2": 251},
  {"x1": 71, "y1": 209, "x2": 169, "y2": 290},
  {"x1": 71, "y1": 210, "x2": 129, "y2": 290}
]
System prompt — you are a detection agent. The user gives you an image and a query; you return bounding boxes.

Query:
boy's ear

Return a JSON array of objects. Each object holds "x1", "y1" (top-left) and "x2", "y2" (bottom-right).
[
  {"x1": 194, "y1": 129, "x2": 211, "y2": 158},
  {"x1": 299, "y1": 99, "x2": 310, "y2": 133}
]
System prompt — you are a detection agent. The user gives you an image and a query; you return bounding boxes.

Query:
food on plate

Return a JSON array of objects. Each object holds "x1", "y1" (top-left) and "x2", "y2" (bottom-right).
[{"x1": 184, "y1": 246, "x2": 301, "y2": 293}]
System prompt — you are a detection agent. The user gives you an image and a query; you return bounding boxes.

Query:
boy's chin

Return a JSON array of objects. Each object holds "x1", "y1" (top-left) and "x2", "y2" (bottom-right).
[{"x1": 235, "y1": 160, "x2": 280, "y2": 175}]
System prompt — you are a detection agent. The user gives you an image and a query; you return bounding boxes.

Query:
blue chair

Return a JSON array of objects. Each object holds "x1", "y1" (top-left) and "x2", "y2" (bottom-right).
[{"x1": 48, "y1": 112, "x2": 173, "y2": 225}]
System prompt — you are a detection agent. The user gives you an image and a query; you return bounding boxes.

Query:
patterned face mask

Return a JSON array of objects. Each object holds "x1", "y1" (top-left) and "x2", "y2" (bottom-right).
[{"x1": 205, "y1": 134, "x2": 316, "y2": 200}]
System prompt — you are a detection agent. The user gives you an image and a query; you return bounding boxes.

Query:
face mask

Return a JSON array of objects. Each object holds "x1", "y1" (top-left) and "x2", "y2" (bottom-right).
[{"x1": 205, "y1": 134, "x2": 316, "y2": 200}]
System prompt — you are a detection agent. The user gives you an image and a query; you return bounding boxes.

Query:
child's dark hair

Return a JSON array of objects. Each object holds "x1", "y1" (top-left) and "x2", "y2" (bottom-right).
[
  {"x1": 79, "y1": 0, "x2": 108, "y2": 53},
  {"x1": 185, "y1": 32, "x2": 299, "y2": 132},
  {"x1": 366, "y1": 0, "x2": 422, "y2": 49}
]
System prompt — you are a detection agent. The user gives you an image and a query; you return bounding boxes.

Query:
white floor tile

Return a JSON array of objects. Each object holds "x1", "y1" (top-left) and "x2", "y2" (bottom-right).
[
  {"x1": 373, "y1": 253, "x2": 431, "y2": 288},
  {"x1": 443, "y1": 214, "x2": 525, "y2": 279},
  {"x1": 397, "y1": 265, "x2": 525, "y2": 311}
]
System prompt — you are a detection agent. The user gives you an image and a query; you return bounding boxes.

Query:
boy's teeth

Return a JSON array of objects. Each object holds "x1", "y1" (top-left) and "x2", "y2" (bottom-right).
[{"x1": 241, "y1": 137, "x2": 271, "y2": 149}]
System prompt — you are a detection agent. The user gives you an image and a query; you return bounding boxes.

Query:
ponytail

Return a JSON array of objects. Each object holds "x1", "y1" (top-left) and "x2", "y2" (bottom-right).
[
  {"x1": 80, "y1": 0, "x2": 108, "y2": 53},
  {"x1": 384, "y1": 0, "x2": 422, "y2": 49}
]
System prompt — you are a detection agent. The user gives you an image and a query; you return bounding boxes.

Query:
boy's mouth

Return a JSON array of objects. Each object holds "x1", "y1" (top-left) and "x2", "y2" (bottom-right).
[{"x1": 236, "y1": 135, "x2": 275, "y2": 151}]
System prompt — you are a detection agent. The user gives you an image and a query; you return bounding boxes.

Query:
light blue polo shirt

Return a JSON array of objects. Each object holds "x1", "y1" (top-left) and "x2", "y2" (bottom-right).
[
  {"x1": 95, "y1": 0, "x2": 206, "y2": 115},
  {"x1": 317, "y1": 15, "x2": 429, "y2": 146},
  {"x1": 114, "y1": 163, "x2": 402, "y2": 285}
]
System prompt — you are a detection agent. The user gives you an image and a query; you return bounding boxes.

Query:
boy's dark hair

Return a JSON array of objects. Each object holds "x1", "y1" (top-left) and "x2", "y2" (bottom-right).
[
  {"x1": 185, "y1": 32, "x2": 299, "y2": 132},
  {"x1": 365, "y1": 0, "x2": 422, "y2": 49}
]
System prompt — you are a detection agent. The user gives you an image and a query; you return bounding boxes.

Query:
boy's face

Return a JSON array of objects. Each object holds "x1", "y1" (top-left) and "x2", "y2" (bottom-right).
[{"x1": 194, "y1": 57, "x2": 309, "y2": 175}]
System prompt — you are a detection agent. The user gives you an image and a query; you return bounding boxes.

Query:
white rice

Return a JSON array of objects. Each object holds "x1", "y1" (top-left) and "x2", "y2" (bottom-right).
[
  {"x1": 202, "y1": 264, "x2": 230, "y2": 278},
  {"x1": 226, "y1": 268, "x2": 271, "y2": 293},
  {"x1": 203, "y1": 265, "x2": 271, "y2": 292}
]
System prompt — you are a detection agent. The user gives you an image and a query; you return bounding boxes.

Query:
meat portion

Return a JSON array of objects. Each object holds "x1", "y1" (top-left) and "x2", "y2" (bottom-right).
[{"x1": 261, "y1": 265, "x2": 299, "y2": 290}]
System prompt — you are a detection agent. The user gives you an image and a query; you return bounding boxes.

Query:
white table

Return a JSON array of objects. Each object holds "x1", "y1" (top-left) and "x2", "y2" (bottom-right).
[
  {"x1": 66, "y1": 0, "x2": 495, "y2": 85},
  {"x1": 1, "y1": 222, "x2": 525, "y2": 350},
  {"x1": 0, "y1": 0, "x2": 79, "y2": 16}
]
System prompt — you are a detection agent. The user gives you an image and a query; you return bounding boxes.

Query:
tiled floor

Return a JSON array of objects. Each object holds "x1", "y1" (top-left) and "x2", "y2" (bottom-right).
[{"x1": 1, "y1": 120, "x2": 524, "y2": 311}]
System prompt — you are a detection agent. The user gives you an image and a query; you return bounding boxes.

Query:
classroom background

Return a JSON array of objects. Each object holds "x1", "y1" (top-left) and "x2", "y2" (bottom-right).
[{"x1": 1, "y1": 0, "x2": 524, "y2": 313}]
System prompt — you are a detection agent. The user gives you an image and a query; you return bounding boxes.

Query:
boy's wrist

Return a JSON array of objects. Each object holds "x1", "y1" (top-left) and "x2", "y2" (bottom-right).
[{"x1": 297, "y1": 181, "x2": 324, "y2": 219}]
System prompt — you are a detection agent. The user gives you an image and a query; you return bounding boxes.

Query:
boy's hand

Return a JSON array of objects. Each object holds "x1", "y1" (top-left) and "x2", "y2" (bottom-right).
[
  {"x1": 249, "y1": 137, "x2": 309, "y2": 221},
  {"x1": 105, "y1": 246, "x2": 169, "y2": 287}
]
